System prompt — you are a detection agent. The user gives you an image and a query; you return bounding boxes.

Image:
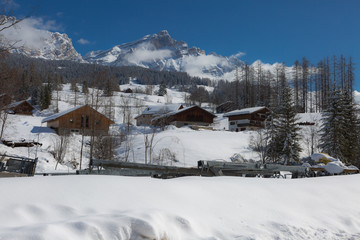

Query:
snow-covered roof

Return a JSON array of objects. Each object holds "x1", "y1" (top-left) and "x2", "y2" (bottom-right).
[
  {"x1": 152, "y1": 105, "x2": 215, "y2": 121},
  {"x1": 223, "y1": 106, "x2": 267, "y2": 117},
  {"x1": 295, "y1": 112, "x2": 322, "y2": 124},
  {"x1": 42, "y1": 105, "x2": 84, "y2": 123},
  {"x1": 6, "y1": 100, "x2": 33, "y2": 109},
  {"x1": 136, "y1": 104, "x2": 183, "y2": 118}
]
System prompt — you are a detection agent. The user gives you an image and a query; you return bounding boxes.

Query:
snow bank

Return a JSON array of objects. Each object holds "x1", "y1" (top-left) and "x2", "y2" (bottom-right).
[{"x1": 0, "y1": 175, "x2": 360, "y2": 239}]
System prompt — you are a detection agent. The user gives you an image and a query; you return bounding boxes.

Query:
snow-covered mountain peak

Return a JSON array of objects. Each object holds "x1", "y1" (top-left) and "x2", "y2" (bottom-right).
[
  {"x1": 84, "y1": 30, "x2": 238, "y2": 79},
  {"x1": 0, "y1": 16, "x2": 83, "y2": 62}
]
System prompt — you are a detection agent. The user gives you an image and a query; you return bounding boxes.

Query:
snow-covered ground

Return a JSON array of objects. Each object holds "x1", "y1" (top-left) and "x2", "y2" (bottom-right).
[
  {"x1": 1, "y1": 174, "x2": 360, "y2": 239},
  {"x1": 1, "y1": 82, "x2": 360, "y2": 239},
  {"x1": 1, "y1": 82, "x2": 357, "y2": 172}
]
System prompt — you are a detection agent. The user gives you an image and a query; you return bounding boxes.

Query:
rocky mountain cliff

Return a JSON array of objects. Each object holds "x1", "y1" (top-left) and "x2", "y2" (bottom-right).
[
  {"x1": 0, "y1": 16, "x2": 83, "y2": 62},
  {"x1": 84, "y1": 30, "x2": 243, "y2": 80},
  {"x1": 12, "y1": 32, "x2": 84, "y2": 62}
]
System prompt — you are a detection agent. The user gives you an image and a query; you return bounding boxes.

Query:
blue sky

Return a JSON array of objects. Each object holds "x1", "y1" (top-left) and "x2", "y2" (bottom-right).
[{"x1": 13, "y1": 0, "x2": 360, "y2": 90}]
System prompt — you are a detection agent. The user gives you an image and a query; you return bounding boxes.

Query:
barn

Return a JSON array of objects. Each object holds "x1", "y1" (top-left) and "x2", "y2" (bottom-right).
[
  {"x1": 42, "y1": 105, "x2": 114, "y2": 135},
  {"x1": 6, "y1": 100, "x2": 35, "y2": 115},
  {"x1": 224, "y1": 106, "x2": 270, "y2": 132},
  {"x1": 152, "y1": 105, "x2": 216, "y2": 128}
]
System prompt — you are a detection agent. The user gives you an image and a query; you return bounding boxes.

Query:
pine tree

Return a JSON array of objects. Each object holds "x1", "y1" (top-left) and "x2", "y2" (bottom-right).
[
  {"x1": 158, "y1": 81, "x2": 167, "y2": 96},
  {"x1": 40, "y1": 84, "x2": 51, "y2": 110},
  {"x1": 319, "y1": 88, "x2": 345, "y2": 160},
  {"x1": 266, "y1": 110, "x2": 282, "y2": 163},
  {"x1": 271, "y1": 85, "x2": 302, "y2": 165},
  {"x1": 341, "y1": 91, "x2": 360, "y2": 165},
  {"x1": 82, "y1": 80, "x2": 89, "y2": 94}
]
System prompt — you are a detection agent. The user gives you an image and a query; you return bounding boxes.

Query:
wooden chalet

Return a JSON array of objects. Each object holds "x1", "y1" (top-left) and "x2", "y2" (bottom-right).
[
  {"x1": 42, "y1": 105, "x2": 115, "y2": 135},
  {"x1": 224, "y1": 106, "x2": 270, "y2": 132},
  {"x1": 152, "y1": 105, "x2": 216, "y2": 128},
  {"x1": 6, "y1": 100, "x2": 34, "y2": 115},
  {"x1": 135, "y1": 104, "x2": 183, "y2": 126},
  {"x1": 216, "y1": 101, "x2": 237, "y2": 113}
]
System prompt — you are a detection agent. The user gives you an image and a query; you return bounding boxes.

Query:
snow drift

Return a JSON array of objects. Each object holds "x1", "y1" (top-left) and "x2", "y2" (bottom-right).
[{"x1": 0, "y1": 175, "x2": 360, "y2": 239}]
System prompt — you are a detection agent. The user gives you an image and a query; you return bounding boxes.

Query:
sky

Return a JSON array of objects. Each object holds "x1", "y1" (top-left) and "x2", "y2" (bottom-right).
[{"x1": 10, "y1": 0, "x2": 360, "y2": 90}]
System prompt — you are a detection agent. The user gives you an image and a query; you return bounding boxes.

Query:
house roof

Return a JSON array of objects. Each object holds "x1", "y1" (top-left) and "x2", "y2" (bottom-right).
[
  {"x1": 223, "y1": 106, "x2": 268, "y2": 117},
  {"x1": 42, "y1": 105, "x2": 115, "y2": 124},
  {"x1": 152, "y1": 105, "x2": 216, "y2": 121},
  {"x1": 42, "y1": 105, "x2": 85, "y2": 123},
  {"x1": 295, "y1": 112, "x2": 322, "y2": 124},
  {"x1": 6, "y1": 100, "x2": 34, "y2": 109},
  {"x1": 135, "y1": 104, "x2": 183, "y2": 118}
]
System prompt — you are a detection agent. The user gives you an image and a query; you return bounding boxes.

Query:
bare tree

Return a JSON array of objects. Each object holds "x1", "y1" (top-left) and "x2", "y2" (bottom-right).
[
  {"x1": 120, "y1": 96, "x2": 132, "y2": 132},
  {"x1": 93, "y1": 134, "x2": 120, "y2": 161},
  {"x1": 0, "y1": 110, "x2": 8, "y2": 140},
  {"x1": 144, "y1": 127, "x2": 156, "y2": 164},
  {"x1": 249, "y1": 130, "x2": 268, "y2": 164},
  {"x1": 51, "y1": 134, "x2": 69, "y2": 170},
  {"x1": 301, "y1": 121, "x2": 320, "y2": 156},
  {"x1": 0, "y1": 1, "x2": 30, "y2": 53}
]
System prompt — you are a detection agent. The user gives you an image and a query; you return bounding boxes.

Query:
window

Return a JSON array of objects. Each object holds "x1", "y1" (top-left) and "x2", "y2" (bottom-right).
[
  {"x1": 69, "y1": 118, "x2": 73, "y2": 123},
  {"x1": 81, "y1": 115, "x2": 89, "y2": 128},
  {"x1": 230, "y1": 121, "x2": 235, "y2": 125}
]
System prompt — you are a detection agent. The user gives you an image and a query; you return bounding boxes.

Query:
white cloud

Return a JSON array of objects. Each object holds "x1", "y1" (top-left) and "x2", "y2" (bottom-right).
[
  {"x1": 77, "y1": 38, "x2": 90, "y2": 45},
  {"x1": 1, "y1": 0, "x2": 20, "y2": 10},
  {"x1": 181, "y1": 54, "x2": 232, "y2": 79},
  {"x1": 124, "y1": 42, "x2": 172, "y2": 65},
  {"x1": 231, "y1": 51, "x2": 246, "y2": 59},
  {"x1": 0, "y1": 17, "x2": 63, "y2": 49}
]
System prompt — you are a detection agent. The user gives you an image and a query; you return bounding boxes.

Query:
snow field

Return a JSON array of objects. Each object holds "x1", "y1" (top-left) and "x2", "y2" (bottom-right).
[{"x1": 0, "y1": 175, "x2": 360, "y2": 239}]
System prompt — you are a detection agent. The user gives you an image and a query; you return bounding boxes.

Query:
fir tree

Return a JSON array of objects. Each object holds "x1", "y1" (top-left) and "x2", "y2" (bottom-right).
[
  {"x1": 82, "y1": 80, "x2": 89, "y2": 94},
  {"x1": 266, "y1": 108, "x2": 283, "y2": 163},
  {"x1": 341, "y1": 91, "x2": 360, "y2": 165},
  {"x1": 271, "y1": 85, "x2": 302, "y2": 165},
  {"x1": 40, "y1": 84, "x2": 52, "y2": 110},
  {"x1": 158, "y1": 81, "x2": 167, "y2": 96},
  {"x1": 319, "y1": 88, "x2": 345, "y2": 160}
]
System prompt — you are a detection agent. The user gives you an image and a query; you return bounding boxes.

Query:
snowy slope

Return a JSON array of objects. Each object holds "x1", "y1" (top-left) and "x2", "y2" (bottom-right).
[
  {"x1": 0, "y1": 175, "x2": 359, "y2": 239},
  {"x1": 0, "y1": 82, "x2": 328, "y2": 172}
]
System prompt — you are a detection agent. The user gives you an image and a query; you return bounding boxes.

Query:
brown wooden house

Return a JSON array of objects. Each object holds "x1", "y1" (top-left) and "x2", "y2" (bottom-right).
[
  {"x1": 42, "y1": 105, "x2": 115, "y2": 135},
  {"x1": 135, "y1": 104, "x2": 183, "y2": 126},
  {"x1": 152, "y1": 105, "x2": 216, "y2": 128},
  {"x1": 216, "y1": 101, "x2": 237, "y2": 113},
  {"x1": 224, "y1": 106, "x2": 270, "y2": 132},
  {"x1": 6, "y1": 100, "x2": 35, "y2": 115}
]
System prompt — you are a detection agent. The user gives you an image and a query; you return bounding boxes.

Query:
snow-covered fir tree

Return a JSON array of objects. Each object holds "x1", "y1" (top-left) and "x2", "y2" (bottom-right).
[
  {"x1": 319, "y1": 88, "x2": 346, "y2": 160},
  {"x1": 265, "y1": 111, "x2": 281, "y2": 163},
  {"x1": 158, "y1": 81, "x2": 167, "y2": 96},
  {"x1": 341, "y1": 91, "x2": 360, "y2": 166},
  {"x1": 268, "y1": 85, "x2": 301, "y2": 165},
  {"x1": 320, "y1": 89, "x2": 360, "y2": 165}
]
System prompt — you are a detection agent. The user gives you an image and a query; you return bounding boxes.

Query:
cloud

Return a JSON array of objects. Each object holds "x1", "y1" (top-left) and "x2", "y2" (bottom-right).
[
  {"x1": 56, "y1": 12, "x2": 63, "y2": 17},
  {"x1": 231, "y1": 51, "x2": 246, "y2": 59},
  {"x1": 1, "y1": 0, "x2": 20, "y2": 10},
  {"x1": 181, "y1": 54, "x2": 233, "y2": 79},
  {"x1": 0, "y1": 17, "x2": 63, "y2": 49},
  {"x1": 124, "y1": 42, "x2": 172, "y2": 65},
  {"x1": 77, "y1": 38, "x2": 90, "y2": 45}
]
